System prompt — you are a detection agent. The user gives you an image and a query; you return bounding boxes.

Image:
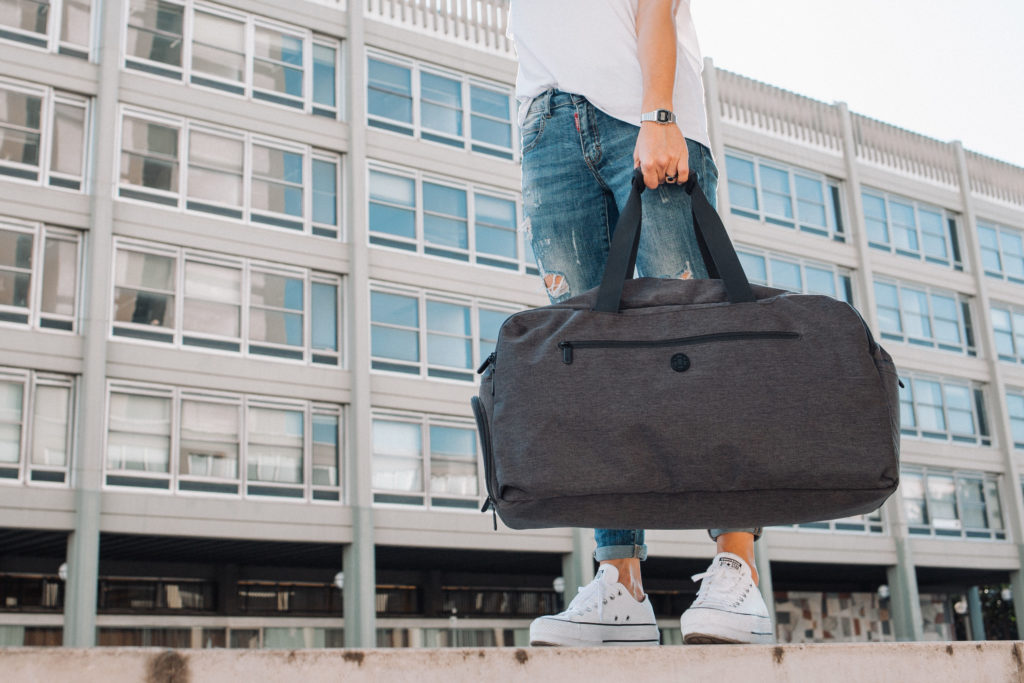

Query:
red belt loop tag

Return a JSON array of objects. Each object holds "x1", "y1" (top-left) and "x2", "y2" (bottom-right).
[{"x1": 574, "y1": 111, "x2": 580, "y2": 132}]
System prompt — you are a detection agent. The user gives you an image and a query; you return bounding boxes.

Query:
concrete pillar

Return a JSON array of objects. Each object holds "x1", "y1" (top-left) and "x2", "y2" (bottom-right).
[
  {"x1": 887, "y1": 537, "x2": 923, "y2": 641},
  {"x1": 967, "y1": 586, "x2": 986, "y2": 640},
  {"x1": 64, "y1": 0, "x2": 121, "y2": 647},
  {"x1": 341, "y1": 1, "x2": 377, "y2": 648},
  {"x1": 561, "y1": 528, "x2": 595, "y2": 601},
  {"x1": 753, "y1": 536, "x2": 776, "y2": 628}
]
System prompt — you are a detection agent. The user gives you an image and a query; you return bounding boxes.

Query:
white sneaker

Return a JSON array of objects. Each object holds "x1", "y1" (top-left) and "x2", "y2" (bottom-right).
[
  {"x1": 679, "y1": 552, "x2": 775, "y2": 644},
  {"x1": 529, "y1": 564, "x2": 660, "y2": 647}
]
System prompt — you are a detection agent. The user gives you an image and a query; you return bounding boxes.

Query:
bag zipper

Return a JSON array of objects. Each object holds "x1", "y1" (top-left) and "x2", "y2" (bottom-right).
[{"x1": 557, "y1": 330, "x2": 800, "y2": 364}]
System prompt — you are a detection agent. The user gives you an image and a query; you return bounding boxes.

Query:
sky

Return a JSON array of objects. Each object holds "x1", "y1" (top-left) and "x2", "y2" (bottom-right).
[{"x1": 690, "y1": 0, "x2": 1024, "y2": 168}]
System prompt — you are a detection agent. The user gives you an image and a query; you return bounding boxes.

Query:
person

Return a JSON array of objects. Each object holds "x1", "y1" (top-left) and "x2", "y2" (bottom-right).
[{"x1": 506, "y1": 0, "x2": 775, "y2": 646}]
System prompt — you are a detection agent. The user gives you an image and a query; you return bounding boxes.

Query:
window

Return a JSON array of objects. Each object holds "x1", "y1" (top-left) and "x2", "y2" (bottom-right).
[
  {"x1": 118, "y1": 109, "x2": 341, "y2": 238},
  {"x1": 902, "y1": 467, "x2": 1005, "y2": 540},
  {"x1": 367, "y1": 52, "x2": 514, "y2": 160},
  {"x1": 0, "y1": 0, "x2": 92, "y2": 57},
  {"x1": 0, "y1": 219, "x2": 80, "y2": 331},
  {"x1": 1004, "y1": 390, "x2": 1024, "y2": 449},
  {"x1": 370, "y1": 285, "x2": 517, "y2": 381},
  {"x1": 106, "y1": 382, "x2": 342, "y2": 501},
  {"x1": 874, "y1": 280, "x2": 975, "y2": 355},
  {"x1": 111, "y1": 240, "x2": 342, "y2": 366},
  {"x1": 0, "y1": 368, "x2": 73, "y2": 485},
  {"x1": 725, "y1": 152, "x2": 844, "y2": 240},
  {"x1": 371, "y1": 412, "x2": 478, "y2": 509},
  {"x1": 124, "y1": 1, "x2": 340, "y2": 118},
  {"x1": 737, "y1": 248, "x2": 853, "y2": 303},
  {"x1": 368, "y1": 165, "x2": 536, "y2": 274},
  {"x1": 862, "y1": 189, "x2": 961, "y2": 269},
  {"x1": 899, "y1": 376, "x2": 990, "y2": 446},
  {"x1": 0, "y1": 80, "x2": 87, "y2": 189},
  {"x1": 978, "y1": 220, "x2": 1024, "y2": 284},
  {"x1": 779, "y1": 510, "x2": 884, "y2": 535}
]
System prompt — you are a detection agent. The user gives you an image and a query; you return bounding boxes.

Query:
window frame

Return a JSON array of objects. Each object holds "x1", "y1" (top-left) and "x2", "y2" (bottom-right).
[
  {"x1": 121, "y1": 0, "x2": 342, "y2": 118},
  {"x1": 861, "y1": 188, "x2": 962, "y2": 269},
  {"x1": 873, "y1": 277, "x2": 975, "y2": 356},
  {"x1": 366, "y1": 49, "x2": 516, "y2": 161},
  {"x1": 902, "y1": 466, "x2": 1006, "y2": 541},
  {"x1": 724, "y1": 150, "x2": 845, "y2": 241},
  {"x1": 110, "y1": 237, "x2": 343, "y2": 367},
  {"x1": 0, "y1": 218, "x2": 81, "y2": 333},
  {"x1": 899, "y1": 374, "x2": 991, "y2": 446},
  {"x1": 370, "y1": 409, "x2": 480, "y2": 511},
  {"x1": 0, "y1": 367, "x2": 74, "y2": 487},
  {"x1": 367, "y1": 162, "x2": 536, "y2": 275},
  {"x1": 104, "y1": 380, "x2": 343, "y2": 502},
  {"x1": 778, "y1": 510, "x2": 885, "y2": 535},
  {"x1": 0, "y1": 78, "x2": 88, "y2": 191},
  {"x1": 116, "y1": 106, "x2": 342, "y2": 239},
  {"x1": 369, "y1": 283, "x2": 519, "y2": 383},
  {"x1": 735, "y1": 246, "x2": 854, "y2": 303},
  {"x1": 0, "y1": 0, "x2": 92, "y2": 58},
  {"x1": 978, "y1": 219, "x2": 1024, "y2": 284}
]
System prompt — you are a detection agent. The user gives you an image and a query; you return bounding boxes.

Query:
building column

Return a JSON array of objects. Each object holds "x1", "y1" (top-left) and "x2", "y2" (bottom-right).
[
  {"x1": 342, "y1": 1, "x2": 376, "y2": 648},
  {"x1": 561, "y1": 528, "x2": 595, "y2": 603},
  {"x1": 967, "y1": 586, "x2": 986, "y2": 640},
  {"x1": 887, "y1": 537, "x2": 923, "y2": 641},
  {"x1": 63, "y1": 0, "x2": 121, "y2": 647},
  {"x1": 753, "y1": 536, "x2": 776, "y2": 628}
]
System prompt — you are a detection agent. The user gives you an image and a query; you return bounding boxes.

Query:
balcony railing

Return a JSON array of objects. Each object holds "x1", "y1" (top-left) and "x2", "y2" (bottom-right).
[
  {"x1": 966, "y1": 150, "x2": 1024, "y2": 208},
  {"x1": 365, "y1": 0, "x2": 514, "y2": 57},
  {"x1": 851, "y1": 113, "x2": 960, "y2": 187}
]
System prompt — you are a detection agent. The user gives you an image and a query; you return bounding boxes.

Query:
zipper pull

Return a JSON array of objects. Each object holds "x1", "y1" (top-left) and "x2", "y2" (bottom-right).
[
  {"x1": 574, "y1": 111, "x2": 580, "y2": 132},
  {"x1": 480, "y1": 497, "x2": 497, "y2": 530},
  {"x1": 477, "y1": 351, "x2": 496, "y2": 374},
  {"x1": 558, "y1": 341, "x2": 573, "y2": 364}
]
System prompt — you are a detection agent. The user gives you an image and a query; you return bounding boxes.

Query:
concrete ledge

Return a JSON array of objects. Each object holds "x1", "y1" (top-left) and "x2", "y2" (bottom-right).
[{"x1": 4, "y1": 643, "x2": 1024, "y2": 682}]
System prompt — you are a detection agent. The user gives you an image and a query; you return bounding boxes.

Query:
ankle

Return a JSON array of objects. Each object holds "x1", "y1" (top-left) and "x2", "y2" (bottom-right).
[
  {"x1": 716, "y1": 533, "x2": 759, "y2": 586},
  {"x1": 600, "y1": 559, "x2": 645, "y2": 602}
]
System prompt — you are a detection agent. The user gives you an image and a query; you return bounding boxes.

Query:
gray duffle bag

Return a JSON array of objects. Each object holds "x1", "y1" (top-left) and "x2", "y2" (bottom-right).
[{"x1": 471, "y1": 170, "x2": 900, "y2": 531}]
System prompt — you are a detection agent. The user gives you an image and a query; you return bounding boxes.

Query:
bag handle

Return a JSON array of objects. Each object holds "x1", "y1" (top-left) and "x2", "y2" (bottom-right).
[{"x1": 593, "y1": 168, "x2": 757, "y2": 313}]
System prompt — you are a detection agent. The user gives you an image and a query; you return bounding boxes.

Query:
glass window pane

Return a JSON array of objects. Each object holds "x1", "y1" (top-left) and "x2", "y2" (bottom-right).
[
  {"x1": 372, "y1": 420, "x2": 421, "y2": 492},
  {"x1": 0, "y1": 88, "x2": 42, "y2": 167},
  {"x1": 421, "y1": 72, "x2": 462, "y2": 137},
  {"x1": 737, "y1": 251, "x2": 766, "y2": 284},
  {"x1": 120, "y1": 117, "x2": 179, "y2": 192},
  {"x1": 312, "y1": 414, "x2": 338, "y2": 486},
  {"x1": 113, "y1": 250, "x2": 176, "y2": 328},
  {"x1": 926, "y1": 474, "x2": 958, "y2": 527},
  {"x1": 371, "y1": 291, "x2": 417, "y2": 327},
  {"x1": 250, "y1": 272, "x2": 303, "y2": 347},
  {"x1": 759, "y1": 166, "x2": 792, "y2": 218},
  {"x1": 311, "y1": 282, "x2": 337, "y2": 352},
  {"x1": 0, "y1": 380, "x2": 24, "y2": 464},
  {"x1": 470, "y1": 86, "x2": 511, "y2": 148},
  {"x1": 475, "y1": 194, "x2": 516, "y2": 258},
  {"x1": 191, "y1": 11, "x2": 245, "y2": 82},
  {"x1": 978, "y1": 225, "x2": 1002, "y2": 272},
  {"x1": 919, "y1": 208, "x2": 947, "y2": 259},
  {"x1": 430, "y1": 425, "x2": 478, "y2": 497},
  {"x1": 804, "y1": 266, "x2": 836, "y2": 297},
  {"x1": 32, "y1": 384, "x2": 68, "y2": 467},
  {"x1": 180, "y1": 400, "x2": 238, "y2": 478},
  {"x1": 61, "y1": 0, "x2": 91, "y2": 47},
  {"x1": 50, "y1": 101, "x2": 85, "y2": 177},
  {"x1": 188, "y1": 131, "x2": 243, "y2": 207},
  {"x1": 901, "y1": 472, "x2": 926, "y2": 525},
  {"x1": 769, "y1": 259, "x2": 801, "y2": 291},
  {"x1": 0, "y1": 229, "x2": 32, "y2": 308},
  {"x1": 40, "y1": 235, "x2": 77, "y2": 317},
  {"x1": 862, "y1": 193, "x2": 888, "y2": 243},
  {"x1": 253, "y1": 27, "x2": 303, "y2": 98},
  {"x1": 426, "y1": 301, "x2": 470, "y2": 368},
  {"x1": 369, "y1": 171, "x2": 415, "y2": 239},
  {"x1": 313, "y1": 44, "x2": 337, "y2": 108},
  {"x1": 107, "y1": 393, "x2": 171, "y2": 472},
  {"x1": 915, "y1": 380, "x2": 945, "y2": 432},
  {"x1": 795, "y1": 175, "x2": 826, "y2": 227},
  {"x1": 183, "y1": 261, "x2": 241, "y2": 338},
  {"x1": 1, "y1": 0, "x2": 49, "y2": 35},
  {"x1": 126, "y1": 0, "x2": 183, "y2": 66},
  {"x1": 368, "y1": 59, "x2": 412, "y2": 124},
  {"x1": 945, "y1": 385, "x2": 975, "y2": 435},
  {"x1": 423, "y1": 183, "x2": 467, "y2": 249},
  {"x1": 251, "y1": 145, "x2": 303, "y2": 217},
  {"x1": 900, "y1": 288, "x2": 931, "y2": 339},
  {"x1": 930, "y1": 294, "x2": 960, "y2": 345},
  {"x1": 247, "y1": 407, "x2": 303, "y2": 484},
  {"x1": 985, "y1": 479, "x2": 1004, "y2": 530},
  {"x1": 992, "y1": 307, "x2": 1015, "y2": 356},
  {"x1": 312, "y1": 159, "x2": 337, "y2": 226}
]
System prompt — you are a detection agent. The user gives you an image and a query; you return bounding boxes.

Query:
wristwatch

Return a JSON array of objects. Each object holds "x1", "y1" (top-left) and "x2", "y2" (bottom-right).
[{"x1": 640, "y1": 109, "x2": 676, "y2": 124}]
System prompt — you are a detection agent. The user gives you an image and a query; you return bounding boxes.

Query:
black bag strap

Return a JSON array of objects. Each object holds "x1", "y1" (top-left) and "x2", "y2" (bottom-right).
[{"x1": 593, "y1": 168, "x2": 757, "y2": 312}]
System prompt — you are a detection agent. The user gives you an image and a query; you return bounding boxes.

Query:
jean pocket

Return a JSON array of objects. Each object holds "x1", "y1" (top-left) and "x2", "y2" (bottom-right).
[{"x1": 520, "y1": 103, "x2": 547, "y2": 154}]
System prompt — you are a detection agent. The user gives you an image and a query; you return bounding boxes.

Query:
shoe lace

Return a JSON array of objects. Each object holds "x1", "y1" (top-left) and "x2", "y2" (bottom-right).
[
  {"x1": 564, "y1": 576, "x2": 611, "y2": 621},
  {"x1": 690, "y1": 562, "x2": 746, "y2": 608}
]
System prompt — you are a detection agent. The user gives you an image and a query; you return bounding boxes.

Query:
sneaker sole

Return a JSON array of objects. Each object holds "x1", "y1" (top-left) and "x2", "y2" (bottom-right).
[
  {"x1": 680, "y1": 608, "x2": 774, "y2": 645},
  {"x1": 530, "y1": 620, "x2": 660, "y2": 647}
]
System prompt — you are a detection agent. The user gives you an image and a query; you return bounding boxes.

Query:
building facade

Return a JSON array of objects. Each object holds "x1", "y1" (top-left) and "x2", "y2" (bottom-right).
[{"x1": 2, "y1": 0, "x2": 1024, "y2": 648}]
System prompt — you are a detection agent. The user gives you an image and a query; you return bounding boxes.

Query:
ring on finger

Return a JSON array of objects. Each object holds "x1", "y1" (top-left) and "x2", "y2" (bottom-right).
[{"x1": 665, "y1": 174, "x2": 677, "y2": 183}]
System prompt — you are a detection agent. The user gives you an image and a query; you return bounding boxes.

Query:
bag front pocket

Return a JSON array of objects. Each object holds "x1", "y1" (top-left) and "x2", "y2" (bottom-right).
[{"x1": 556, "y1": 330, "x2": 800, "y2": 364}]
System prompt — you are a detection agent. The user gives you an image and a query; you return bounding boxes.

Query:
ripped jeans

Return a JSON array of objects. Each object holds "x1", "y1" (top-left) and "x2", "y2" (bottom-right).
[{"x1": 520, "y1": 89, "x2": 760, "y2": 561}]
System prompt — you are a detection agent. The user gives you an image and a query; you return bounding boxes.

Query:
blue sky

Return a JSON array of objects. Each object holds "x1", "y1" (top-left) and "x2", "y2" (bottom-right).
[{"x1": 691, "y1": 0, "x2": 1024, "y2": 168}]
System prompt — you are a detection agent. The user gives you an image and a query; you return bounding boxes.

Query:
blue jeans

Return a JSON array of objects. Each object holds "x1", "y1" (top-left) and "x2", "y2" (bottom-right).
[{"x1": 520, "y1": 90, "x2": 761, "y2": 561}]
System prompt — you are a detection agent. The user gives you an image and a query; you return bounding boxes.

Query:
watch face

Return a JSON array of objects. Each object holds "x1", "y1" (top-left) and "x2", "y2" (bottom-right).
[{"x1": 657, "y1": 110, "x2": 671, "y2": 123}]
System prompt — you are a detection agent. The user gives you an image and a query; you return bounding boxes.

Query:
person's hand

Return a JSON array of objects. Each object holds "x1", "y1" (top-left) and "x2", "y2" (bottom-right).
[{"x1": 633, "y1": 122, "x2": 689, "y2": 190}]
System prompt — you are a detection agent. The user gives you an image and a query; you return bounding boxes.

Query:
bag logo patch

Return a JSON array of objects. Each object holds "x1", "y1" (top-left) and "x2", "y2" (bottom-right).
[{"x1": 670, "y1": 353, "x2": 691, "y2": 372}]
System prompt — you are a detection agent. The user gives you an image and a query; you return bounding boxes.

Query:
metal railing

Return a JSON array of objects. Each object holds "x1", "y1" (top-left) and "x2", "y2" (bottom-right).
[
  {"x1": 966, "y1": 150, "x2": 1024, "y2": 208},
  {"x1": 851, "y1": 113, "x2": 960, "y2": 187},
  {"x1": 365, "y1": 0, "x2": 514, "y2": 57}
]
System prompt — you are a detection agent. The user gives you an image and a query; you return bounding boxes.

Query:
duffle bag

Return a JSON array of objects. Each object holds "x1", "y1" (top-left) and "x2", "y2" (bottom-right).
[{"x1": 471, "y1": 169, "x2": 900, "y2": 531}]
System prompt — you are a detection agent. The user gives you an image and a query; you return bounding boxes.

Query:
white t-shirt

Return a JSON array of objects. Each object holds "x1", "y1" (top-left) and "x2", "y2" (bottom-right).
[{"x1": 507, "y1": 0, "x2": 710, "y2": 149}]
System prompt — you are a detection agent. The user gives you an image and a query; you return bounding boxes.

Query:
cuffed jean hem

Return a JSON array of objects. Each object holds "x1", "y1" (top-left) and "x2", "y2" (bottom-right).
[
  {"x1": 708, "y1": 528, "x2": 763, "y2": 541},
  {"x1": 594, "y1": 544, "x2": 649, "y2": 561}
]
